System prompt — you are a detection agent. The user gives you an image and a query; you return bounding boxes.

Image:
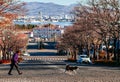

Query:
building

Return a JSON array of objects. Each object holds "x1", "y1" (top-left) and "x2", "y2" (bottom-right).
[{"x1": 33, "y1": 24, "x2": 64, "y2": 41}]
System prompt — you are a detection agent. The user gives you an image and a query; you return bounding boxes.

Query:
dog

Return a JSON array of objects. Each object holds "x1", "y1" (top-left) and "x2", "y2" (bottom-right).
[{"x1": 65, "y1": 65, "x2": 78, "y2": 72}]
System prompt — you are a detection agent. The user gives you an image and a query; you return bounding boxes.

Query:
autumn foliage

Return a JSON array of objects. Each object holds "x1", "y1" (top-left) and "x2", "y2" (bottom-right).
[
  {"x1": 0, "y1": 0, "x2": 25, "y2": 27},
  {"x1": 0, "y1": 0, "x2": 27, "y2": 61},
  {"x1": 0, "y1": 28, "x2": 28, "y2": 60}
]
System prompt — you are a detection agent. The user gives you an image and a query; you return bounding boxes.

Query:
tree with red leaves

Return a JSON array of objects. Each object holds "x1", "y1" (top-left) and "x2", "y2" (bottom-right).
[
  {"x1": 0, "y1": 0, "x2": 25, "y2": 27},
  {"x1": 0, "y1": 0, "x2": 27, "y2": 60}
]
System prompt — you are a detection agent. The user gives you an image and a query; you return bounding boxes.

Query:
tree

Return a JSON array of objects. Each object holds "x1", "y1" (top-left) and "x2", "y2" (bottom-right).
[
  {"x1": 59, "y1": 0, "x2": 120, "y2": 62},
  {"x1": 0, "y1": 0, "x2": 25, "y2": 27},
  {"x1": 0, "y1": 0, "x2": 27, "y2": 60},
  {"x1": 88, "y1": 0, "x2": 120, "y2": 61},
  {"x1": 0, "y1": 28, "x2": 28, "y2": 60}
]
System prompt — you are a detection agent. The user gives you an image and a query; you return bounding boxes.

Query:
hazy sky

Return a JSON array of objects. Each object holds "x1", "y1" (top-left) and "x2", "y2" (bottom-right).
[{"x1": 21, "y1": 0, "x2": 86, "y2": 5}]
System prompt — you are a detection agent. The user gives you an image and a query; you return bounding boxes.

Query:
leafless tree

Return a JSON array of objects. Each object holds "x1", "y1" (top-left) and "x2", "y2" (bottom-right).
[{"x1": 58, "y1": 0, "x2": 120, "y2": 62}]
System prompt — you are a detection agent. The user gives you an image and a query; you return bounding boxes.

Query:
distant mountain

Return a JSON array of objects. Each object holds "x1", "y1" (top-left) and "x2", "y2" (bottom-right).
[{"x1": 24, "y1": 2, "x2": 76, "y2": 16}]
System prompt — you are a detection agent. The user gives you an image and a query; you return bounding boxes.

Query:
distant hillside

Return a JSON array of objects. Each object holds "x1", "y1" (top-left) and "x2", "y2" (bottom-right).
[{"x1": 24, "y1": 2, "x2": 76, "y2": 16}]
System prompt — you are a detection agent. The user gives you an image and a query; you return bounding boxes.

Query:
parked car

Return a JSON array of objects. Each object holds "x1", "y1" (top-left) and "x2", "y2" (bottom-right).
[
  {"x1": 77, "y1": 55, "x2": 92, "y2": 64},
  {"x1": 22, "y1": 52, "x2": 30, "y2": 56}
]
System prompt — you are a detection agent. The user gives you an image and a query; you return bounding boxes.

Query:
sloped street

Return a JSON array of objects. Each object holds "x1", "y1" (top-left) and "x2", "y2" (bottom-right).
[{"x1": 0, "y1": 42, "x2": 120, "y2": 82}]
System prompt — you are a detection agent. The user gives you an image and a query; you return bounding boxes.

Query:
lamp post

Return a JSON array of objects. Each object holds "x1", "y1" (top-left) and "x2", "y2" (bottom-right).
[{"x1": 7, "y1": 35, "x2": 11, "y2": 59}]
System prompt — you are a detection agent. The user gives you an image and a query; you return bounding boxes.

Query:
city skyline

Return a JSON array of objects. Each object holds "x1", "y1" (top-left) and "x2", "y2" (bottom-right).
[{"x1": 21, "y1": 0, "x2": 86, "y2": 5}]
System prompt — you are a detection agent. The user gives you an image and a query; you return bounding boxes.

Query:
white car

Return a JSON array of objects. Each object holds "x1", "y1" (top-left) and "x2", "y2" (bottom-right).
[
  {"x1": 77, "y1": 55, "x2": 92, "y2": 64},
  {"x1": 22, "y1": 52, "x2": 30, "y2": 56}
]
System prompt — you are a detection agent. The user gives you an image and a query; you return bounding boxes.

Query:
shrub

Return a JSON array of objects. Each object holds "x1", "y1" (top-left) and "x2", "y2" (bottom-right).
[
  {"x1": 18, "y1": 58, "x2": 23, "y2": 62},
  {"x1": 0, "y1": 59, "x2": 11, "y2": 64}
]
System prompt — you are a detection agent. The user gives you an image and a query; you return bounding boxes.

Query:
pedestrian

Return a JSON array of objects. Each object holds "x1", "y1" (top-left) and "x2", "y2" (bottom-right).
[{"x1": 8, "y1": 50, "x2": 22, "y2": 75}]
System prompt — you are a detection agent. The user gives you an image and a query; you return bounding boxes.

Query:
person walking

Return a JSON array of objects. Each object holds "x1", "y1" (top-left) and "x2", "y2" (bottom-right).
[{"x1": 8, "y1": 50, "x2": 22, "y2": 75}]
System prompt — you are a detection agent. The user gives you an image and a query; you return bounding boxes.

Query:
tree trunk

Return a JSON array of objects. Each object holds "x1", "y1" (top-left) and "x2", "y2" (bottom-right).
[
  {"x1": 2, "y1": 50, "x2": 6, "y2": 60},
  {"x1": 86, "y1": 44, "x2": 90, "y2": 57},
  {"x1": 72, "y1": 49, "x2": 77, "y2": 61},
  {"x1": 93, "y1": 44, "x2": 97, "y2": 60},
  {"x1": 113, "y1": 38, "x2": 117, "y2": 60},
  {"x1": 74, "y1": 50, "x2": 77, "y2": 60},
  {"x1": 117, "y1": 49, "x2": 120, "y2": 62},
  {"x1": 106, "y1": 48, "x2": 110, "y2": 60}
]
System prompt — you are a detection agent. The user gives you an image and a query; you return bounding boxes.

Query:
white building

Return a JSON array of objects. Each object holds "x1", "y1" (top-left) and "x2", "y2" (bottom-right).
[{"x1": 33, "y1": 25, "x2": 64, "y2": 41}]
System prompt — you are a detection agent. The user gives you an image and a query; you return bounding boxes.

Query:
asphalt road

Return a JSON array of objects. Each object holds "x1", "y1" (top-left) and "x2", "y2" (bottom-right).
[
  {"x1": 0, "y1": 42, "x2": 120, "y2": 82},
  {"x1": 27, "y1": 42, "x2": 58, "y2": 56},
  {"x1": 0, "y1": 61, "x2": 120, "y2": 82}
]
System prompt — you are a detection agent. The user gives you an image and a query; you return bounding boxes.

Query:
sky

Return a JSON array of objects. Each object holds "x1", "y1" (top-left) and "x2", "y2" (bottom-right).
[{"x1": 20, "y1": 0, "x2": 86, "y2": 5}]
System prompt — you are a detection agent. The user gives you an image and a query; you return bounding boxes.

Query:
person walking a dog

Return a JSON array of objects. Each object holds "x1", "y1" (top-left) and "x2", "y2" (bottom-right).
[{"x1": 8, "y1": 50, "x2": 22, "y2": 75}]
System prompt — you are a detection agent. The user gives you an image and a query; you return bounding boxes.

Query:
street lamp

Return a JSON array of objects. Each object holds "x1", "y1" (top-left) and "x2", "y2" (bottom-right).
[{"x1": 7, "y1": 35, "x2": 11, "y2": 59}]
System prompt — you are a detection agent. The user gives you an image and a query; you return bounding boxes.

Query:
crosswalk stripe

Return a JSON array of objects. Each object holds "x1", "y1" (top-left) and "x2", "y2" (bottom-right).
[{"x1": 22, "y1": 56, "x2": 67, "y2": 61}]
